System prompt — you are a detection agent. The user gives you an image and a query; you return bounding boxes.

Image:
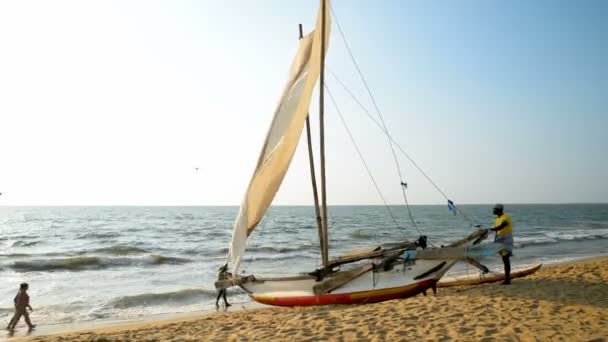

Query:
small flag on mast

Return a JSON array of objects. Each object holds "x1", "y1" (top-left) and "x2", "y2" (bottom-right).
[{"x1": 447, "y1": 199, "x2": 457, "y2": 215}]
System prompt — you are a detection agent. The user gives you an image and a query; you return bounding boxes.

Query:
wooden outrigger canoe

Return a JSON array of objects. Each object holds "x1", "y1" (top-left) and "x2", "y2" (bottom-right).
[{"x1": 438, "y1": 264, "x2": 542, "y2": 287}]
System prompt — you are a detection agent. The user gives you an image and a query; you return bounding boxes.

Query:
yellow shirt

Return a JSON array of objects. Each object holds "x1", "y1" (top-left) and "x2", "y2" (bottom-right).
[{"x1": 494, "y1": 214, "x2": 513, "y2": 236}]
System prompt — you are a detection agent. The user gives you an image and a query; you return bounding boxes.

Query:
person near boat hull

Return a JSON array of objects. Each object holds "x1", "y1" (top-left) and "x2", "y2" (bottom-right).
[{"x1": 490, "y1": 204, "x2": 513, "y2": 285}]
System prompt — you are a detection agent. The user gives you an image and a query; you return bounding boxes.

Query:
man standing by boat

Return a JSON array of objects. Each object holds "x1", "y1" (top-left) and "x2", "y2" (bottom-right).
[{"x1": 490, "y1": 204, "x2": 513, "y2": 285}]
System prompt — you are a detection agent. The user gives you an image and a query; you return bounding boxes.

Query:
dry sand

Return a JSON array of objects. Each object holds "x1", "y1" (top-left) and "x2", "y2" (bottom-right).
[{"x1": 9, "y1": 257, "x2": 608, "y2": 341}]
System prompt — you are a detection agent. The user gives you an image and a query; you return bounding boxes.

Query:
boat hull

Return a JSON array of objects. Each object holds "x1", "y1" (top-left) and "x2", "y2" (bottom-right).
[
  {"x1": 242, "y1": 259, "x2": 454, "y2": 307},
  {"x1": 251, "y1": 278, "x2": 436, "y2": 306}
]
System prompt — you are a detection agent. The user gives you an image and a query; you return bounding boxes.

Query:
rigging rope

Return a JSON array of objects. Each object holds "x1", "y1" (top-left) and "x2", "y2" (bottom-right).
[
  {"x1": 325, "y1": 84, "x2": 401, "y2": 231},
  {"x1": 329, "y1": 4, "x2": 479, "y2": 227},
  {"x1": 327, "y1": 69, "x2": 478, "y2": 227},
  {"x1": 330, "y1": 3, "x2": 423, "y2": 234}
]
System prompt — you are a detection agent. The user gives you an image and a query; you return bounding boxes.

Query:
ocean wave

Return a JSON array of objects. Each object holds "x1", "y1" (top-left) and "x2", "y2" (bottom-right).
[
  {"x1": 32, "y1": 245, "x2": 151, "y2": 257},
  {"x1": 514, "y1": 236, "x2": 559, "y2": 248},
  {"x1": 88, "y1": 245, "x2": 149, "y2": 255},
  {"x1": 144, "y1": 255, "x2": 191, "y2": 265},
  {"x1": 0, "y1": 253, "x2": 32, "y2": 258},
  {"x1": 349, "y1": 229, "x2": 378, "y2": 240},
  {"x1": 183, "y1": 247, "x2": 228, "y2": 256},
  {"x1": 2, "y1": 235, "x2": 38, "y2": 240},
  {"x1": 109, "y1": 289, "x2": 217, "y2": 308},
  {"x1": 242, "y1": 252, "x2": 314, "y2": 262},
  {"x1": 588, "y1": 222, "x2": 608, "y2": 229},
  {"x1": 515, "y1": 229, "x2": 608, "y2": 248},
  {"x1": 9, "y1": 255, "x2": 192, "y2": 272},
  {"x1": 177, "y1": 229, "x2": 226, "y2": 238},
  {"x1": 1, "y1": 251, "x2": 82, "y2": 259},
  {"x1": 546, "y1": 229, "x2": 608, "y2": 241},
  {"x1": 248, "y1": 245, "x2": 313, "y2": 254},
  {"x1": 77, "y1": 232, "x2": 121, "y2": 240},
  {"x1": 180, "y1": 244, "x2": 306, "y2": 257},
  {"x1": 11, "y1": 256, "x2": 103, "y2": 271},
  {"x1": 11, "y1": 240, "x2": 40, "y2": 247}
]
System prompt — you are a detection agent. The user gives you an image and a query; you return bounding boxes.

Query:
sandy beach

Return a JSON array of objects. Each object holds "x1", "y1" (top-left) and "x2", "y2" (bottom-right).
[{"x1": 9, "y1": 257, "x2": 608, "y2": 341}]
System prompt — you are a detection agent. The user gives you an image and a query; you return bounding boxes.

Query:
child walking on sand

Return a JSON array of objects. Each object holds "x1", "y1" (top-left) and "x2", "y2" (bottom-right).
[{"x1": 6, "y1": 283, "x2": 35, "y2": 331}]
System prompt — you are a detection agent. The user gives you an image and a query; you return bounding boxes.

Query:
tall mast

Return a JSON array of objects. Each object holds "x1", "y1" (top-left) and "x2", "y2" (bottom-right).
[
  {"x1": 299, "y1": 23, "x2": 326, "y2": 266},
  {"x1": 318, "y1": 0, "x2": 329, "y2": 268}
]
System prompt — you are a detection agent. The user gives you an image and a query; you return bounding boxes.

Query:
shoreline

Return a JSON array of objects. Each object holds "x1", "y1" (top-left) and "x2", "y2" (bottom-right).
[
  {"x1": 7, "y1": 255, "x2": 608, "y2": 341},
  {"x1": 5, "y1": 300, "x2": 267, "y2": 341}
]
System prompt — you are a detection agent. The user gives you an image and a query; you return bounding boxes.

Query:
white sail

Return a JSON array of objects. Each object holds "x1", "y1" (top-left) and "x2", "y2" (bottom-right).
[{"x1": 228, "y1": 0, "x2": 331, "y2": 272}]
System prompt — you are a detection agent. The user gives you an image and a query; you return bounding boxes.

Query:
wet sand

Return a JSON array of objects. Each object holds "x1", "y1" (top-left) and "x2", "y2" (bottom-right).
[{"x1": 9, "y1": 257, "x2": 608, "y2": 341}]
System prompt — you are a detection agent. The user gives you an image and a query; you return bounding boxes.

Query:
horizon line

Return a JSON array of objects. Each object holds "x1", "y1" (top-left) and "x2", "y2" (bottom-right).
[{"x1": 1, "y1": 202, "x2": 607, "y2": 208}]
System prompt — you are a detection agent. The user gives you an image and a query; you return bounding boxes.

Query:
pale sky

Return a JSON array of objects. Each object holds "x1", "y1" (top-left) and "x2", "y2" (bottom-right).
[{"x1": 0, "y1": 0, "x2": 606, "y2": 206}]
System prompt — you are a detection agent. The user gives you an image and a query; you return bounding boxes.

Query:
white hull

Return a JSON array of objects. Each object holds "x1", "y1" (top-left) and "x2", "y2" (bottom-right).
[{"x1": 242, "y1": 259, "x2": 456, "y2": 306}]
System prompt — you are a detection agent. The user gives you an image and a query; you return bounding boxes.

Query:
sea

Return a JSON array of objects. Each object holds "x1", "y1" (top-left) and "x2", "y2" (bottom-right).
[{"x1": 1, "y1": 204, "x2": 607, "y2": 328}]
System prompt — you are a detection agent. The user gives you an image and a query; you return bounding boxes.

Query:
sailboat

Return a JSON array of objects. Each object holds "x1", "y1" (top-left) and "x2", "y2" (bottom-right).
[{"x1": 215, "y1": 0, "x2": 490, "y2": 306}]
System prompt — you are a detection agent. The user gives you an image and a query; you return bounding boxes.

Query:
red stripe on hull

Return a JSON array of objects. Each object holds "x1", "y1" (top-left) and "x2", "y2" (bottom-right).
[{"x1": 251, "y1": 279, "x2": 436, "y2": 307}]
